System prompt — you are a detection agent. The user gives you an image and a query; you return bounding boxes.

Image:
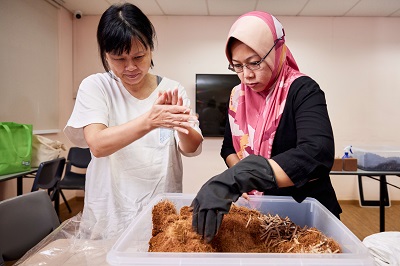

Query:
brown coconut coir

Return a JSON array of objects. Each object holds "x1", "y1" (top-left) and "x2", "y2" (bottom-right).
[{"x1": 148, "y1": 200, "x2": 341, "y2": 253}]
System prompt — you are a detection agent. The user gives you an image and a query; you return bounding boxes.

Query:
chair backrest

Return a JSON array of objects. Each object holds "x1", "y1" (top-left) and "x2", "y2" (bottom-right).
[
  {"x1": 0, "y1": 190, "x2": 60, "y2": 263},
  {"x1": 67, "y1": 147, "x2": 91, "y2": 169},
  {"x1": 31, "y1": 157, "x2": 66, "y2": 192}
]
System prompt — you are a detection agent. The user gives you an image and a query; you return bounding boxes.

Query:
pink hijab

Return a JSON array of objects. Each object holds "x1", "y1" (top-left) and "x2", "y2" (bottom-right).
[{"x1": 226, "y1": 11, "x2": 304, "y2": 160}]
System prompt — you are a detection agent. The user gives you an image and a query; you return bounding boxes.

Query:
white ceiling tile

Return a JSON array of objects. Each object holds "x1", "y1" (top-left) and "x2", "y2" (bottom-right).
[
  {"x1": 63, "y1": 0, "x2": 110, "y2": 16},
  {"x1": 300, "y1": 0, "x2": 359, "y2": 16},
  {"x1": 256, "y1": 0, "x2": 308, "y2": 16},
  {"x1": 207, "y1": 0, "x2": 257, "y2": 16},
  {"x1": 157, "y1": 0, "x2": 208, "y2": 15},
  {"x1": 346, "y1": 0, "x2": 400, "y2": 16},
  {"x1": 60, "y1": 0, "x2": 400, "y2": 17},
  {"x1": 121, "y1": 0, "x2": 164, "y2": 15}
]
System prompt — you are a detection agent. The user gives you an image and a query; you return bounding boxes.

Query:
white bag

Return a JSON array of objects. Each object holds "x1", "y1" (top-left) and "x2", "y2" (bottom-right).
[
  {"x1": 31, "y1": 135, "x2": 66, "y2": 167},
  {"x1": 363, "y1": 231, "x2": 400, "y2": 265}
]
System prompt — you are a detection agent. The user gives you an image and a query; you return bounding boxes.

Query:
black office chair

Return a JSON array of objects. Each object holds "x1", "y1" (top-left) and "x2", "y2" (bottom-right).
[
  {"x1": 0, "y1": 190, "x2": 60, "y2": 265},
  {"x1": 58, "y1": 147, "x2": 91, "y2": 213},
  {"x1": 31, "y1": 157, "x2": 66, "y2": 216}
]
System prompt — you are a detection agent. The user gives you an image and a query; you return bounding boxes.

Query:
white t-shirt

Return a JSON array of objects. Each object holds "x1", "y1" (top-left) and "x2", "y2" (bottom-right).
[{"x1": 64, "y1": 72, "x2": 202, "y2": 239}]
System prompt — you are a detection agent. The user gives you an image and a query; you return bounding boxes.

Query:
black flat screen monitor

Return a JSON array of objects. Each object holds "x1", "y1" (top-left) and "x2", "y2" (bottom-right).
[{"x1": 196, "y1": 74, "x2": 241, "y2": 137}]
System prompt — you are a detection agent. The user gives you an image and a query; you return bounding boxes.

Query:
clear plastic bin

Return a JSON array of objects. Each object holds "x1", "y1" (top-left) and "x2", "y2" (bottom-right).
[
  {"x1": 107, "y1": 193, "x2": 374, "y2": 266},
  {"x1": 352, "y1": 146, "x2": 400, "y2": 171}
]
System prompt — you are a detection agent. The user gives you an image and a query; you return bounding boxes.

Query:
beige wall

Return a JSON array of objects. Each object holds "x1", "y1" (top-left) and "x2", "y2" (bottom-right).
[
  {"x1": 1, "y1": 5, "x2": 400, "y2": 201},
  {"x1": 0, "y1": 6, "x2": 75, "y2": 200}
]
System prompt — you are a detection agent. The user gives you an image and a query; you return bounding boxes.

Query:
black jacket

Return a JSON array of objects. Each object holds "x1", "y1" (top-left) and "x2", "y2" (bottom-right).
[{"x1": 221, "y1": 76, "x2": 342, "y2": 218}]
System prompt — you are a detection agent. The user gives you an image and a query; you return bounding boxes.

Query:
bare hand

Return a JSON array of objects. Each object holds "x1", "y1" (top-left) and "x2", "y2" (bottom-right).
[
  {"x1": 156, "y1": 88, "x2": 183, "y2": 106},
  {"x1": 149, "y1": 88, "x2": 197, "y2": 134}
]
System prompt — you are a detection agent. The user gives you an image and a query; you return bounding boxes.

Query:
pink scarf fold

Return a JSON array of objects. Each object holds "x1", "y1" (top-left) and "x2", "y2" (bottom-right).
[{"x1": 226, "y1": 11, "x2": 304, "y2": 160}]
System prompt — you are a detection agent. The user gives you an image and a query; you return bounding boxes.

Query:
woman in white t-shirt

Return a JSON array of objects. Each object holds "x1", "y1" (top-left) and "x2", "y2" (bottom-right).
[{"x1": 64, "y1": 3, "x2": 203, "y2": 239}]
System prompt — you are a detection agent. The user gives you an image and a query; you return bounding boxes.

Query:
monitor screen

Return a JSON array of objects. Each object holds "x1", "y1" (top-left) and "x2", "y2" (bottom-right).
[{"x1": 195, "y1": 74, "x2": 241, "y2": 137}]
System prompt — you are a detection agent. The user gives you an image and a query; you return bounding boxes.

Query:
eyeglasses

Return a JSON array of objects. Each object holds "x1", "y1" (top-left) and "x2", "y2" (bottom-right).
[{"x1": 228, "y1": 38, "x2": 282, "y2": 73}]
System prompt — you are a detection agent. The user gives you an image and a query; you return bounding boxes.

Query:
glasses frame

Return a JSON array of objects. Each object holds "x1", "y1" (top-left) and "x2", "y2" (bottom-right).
[{"x1": 228, "y1": 37, "x2": 282, "y2": 73}]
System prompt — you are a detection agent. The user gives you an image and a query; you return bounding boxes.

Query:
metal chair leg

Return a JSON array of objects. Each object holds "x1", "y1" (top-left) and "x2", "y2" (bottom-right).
[{"x1": 59, "y1": 189, "x2": 72, "y2": 213}]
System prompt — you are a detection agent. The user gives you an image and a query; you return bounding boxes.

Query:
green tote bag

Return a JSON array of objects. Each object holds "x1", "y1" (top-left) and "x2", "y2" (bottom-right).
[{"x1": 0, "y1": 122, "x2": 33, "y2": 175}]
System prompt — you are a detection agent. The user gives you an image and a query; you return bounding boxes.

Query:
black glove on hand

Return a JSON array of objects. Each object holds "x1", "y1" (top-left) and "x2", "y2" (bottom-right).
[{"x1": 191, "y1": 154, "x2": 277, "y2": 243}]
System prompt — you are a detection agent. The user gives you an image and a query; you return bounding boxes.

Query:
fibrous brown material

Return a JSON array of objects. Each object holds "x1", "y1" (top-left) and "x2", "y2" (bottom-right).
[{"x1": 148, "y1": 200, "x2": 341, "y2": 253}]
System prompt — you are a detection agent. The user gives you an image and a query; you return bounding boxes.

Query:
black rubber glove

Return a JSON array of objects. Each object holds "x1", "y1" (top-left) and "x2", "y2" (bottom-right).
[{"x1": 191, "y1": 154, "x2": 277, "y2": 243}]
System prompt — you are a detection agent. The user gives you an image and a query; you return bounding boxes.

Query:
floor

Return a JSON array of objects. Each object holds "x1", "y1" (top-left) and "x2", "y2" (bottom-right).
[
  {"x1": 59, "y1": 198, "x2": 400, "y2": 241},
  {"x1": 339, "y1": 200, "x2": 400, "y2": 240},
  {"x1": 59, "y1": 196, "x2": 84, "y2": 222}
]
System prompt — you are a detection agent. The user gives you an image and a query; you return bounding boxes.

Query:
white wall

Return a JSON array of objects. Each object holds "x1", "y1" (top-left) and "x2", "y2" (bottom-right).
[
  {"x1": 0, "y1": 0, "x2": 59, "y2": 131},
  {"x1": 0, "y1": 2, "x2": 74, "y2": 200},
  {"x1": 71, "y1": 15, "x2": 400, "y2": 200}
]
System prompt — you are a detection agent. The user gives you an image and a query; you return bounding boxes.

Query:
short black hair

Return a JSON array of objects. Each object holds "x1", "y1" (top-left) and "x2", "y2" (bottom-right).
[{"x1": 97, "y1": 3, "x2": 156, "y2": 72}]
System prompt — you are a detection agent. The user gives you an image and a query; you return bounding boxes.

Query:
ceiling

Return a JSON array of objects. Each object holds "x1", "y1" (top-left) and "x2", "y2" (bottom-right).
[{"x1": 50, "y1": 0, "x2": 400, "y2": 17}]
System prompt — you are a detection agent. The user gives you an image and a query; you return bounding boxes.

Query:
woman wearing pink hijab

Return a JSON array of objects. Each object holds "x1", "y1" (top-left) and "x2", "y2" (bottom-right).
[{"x1": 192, "y1": 11, "x2": 341, "y2": 243}]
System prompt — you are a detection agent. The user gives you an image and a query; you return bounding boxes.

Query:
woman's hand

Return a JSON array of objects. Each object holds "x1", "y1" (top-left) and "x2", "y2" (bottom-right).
[
  {"x1": 156, "y1": 87, "x2": 183, "y2": 106},
  {"x1": 84, "y1": 88, "x2": 201, "y2": 157},
  {"x1": 155, "y1": 87, "x2": 203, "y2": 153},
  {"x1": 148, "y1": 88, "x2": 197, "y2": 134}
]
